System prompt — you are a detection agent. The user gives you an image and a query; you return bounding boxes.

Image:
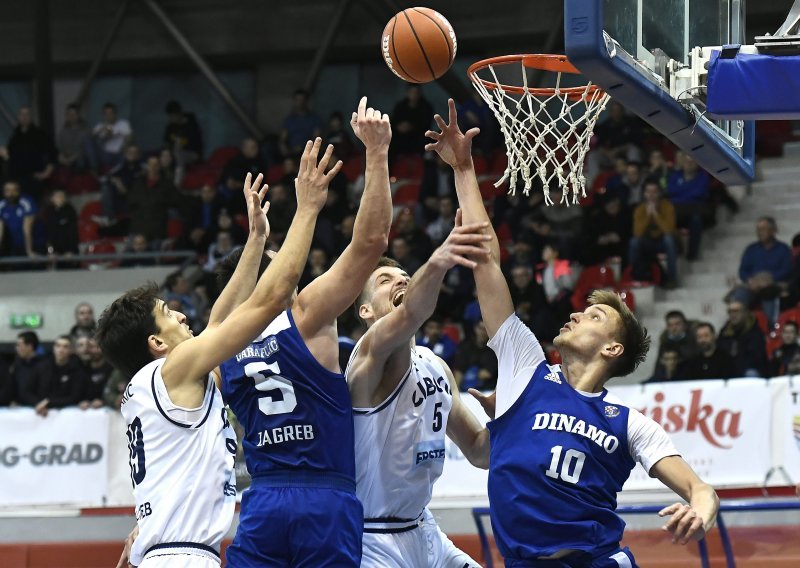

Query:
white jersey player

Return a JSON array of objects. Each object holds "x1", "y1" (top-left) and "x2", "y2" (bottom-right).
[
  {"x1": 348, "y1": 215, "x2": 492, "y2": 568},
  {"x1": 98, "y1": 154, "x2": 333, "y2": 567}
]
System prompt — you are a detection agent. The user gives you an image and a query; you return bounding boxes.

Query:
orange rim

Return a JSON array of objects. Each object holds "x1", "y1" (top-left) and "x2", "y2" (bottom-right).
[{"x1": 468, "y1": 54, "x2": 605, "y2": 99}]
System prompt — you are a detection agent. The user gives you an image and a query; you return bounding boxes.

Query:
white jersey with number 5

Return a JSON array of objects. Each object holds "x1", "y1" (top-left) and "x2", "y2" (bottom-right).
[
  {"x1": 120, "y1": 358, "x2": 237, "y2": 566},
  {"x1": 349, "y1": 344, "x2": 453, "y2": 519}
]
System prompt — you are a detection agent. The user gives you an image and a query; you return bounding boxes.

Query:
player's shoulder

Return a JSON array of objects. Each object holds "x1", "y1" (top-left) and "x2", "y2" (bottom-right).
[{"x1": 130, "y1": 358, "x2": 165, "y2": 387}]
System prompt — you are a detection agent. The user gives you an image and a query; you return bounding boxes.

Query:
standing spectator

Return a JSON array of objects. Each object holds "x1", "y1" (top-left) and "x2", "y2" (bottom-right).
[
  {"x1": 279, "y1": 89, "x2": 323, "y2": 158},
  {"x1": 583, "y1": 193, "x2": 630, "y2": 266},
  {"x1": 127, "y1": 155, "x2": 181, "y2": 246},
  {"x1": 605, "y1": 160, "x2": 645, "y2": 206},
  {"x1": 667, "y1": 156, "x2": 710, "y2": 260},
  {"x1": 453, "y1": 320, "x2": 498, "y2": 390},
  {"x1": 4, "y1": 106, "x2": 54, "y2": 200},
  {"x1": 730, "y1": 216, "x2": 793, "y2": 326},
  {"x1": 767, "y1": 321, "x2": 799, "y2": 377},
  {"x1": 717, "y1": 301, "x2": 767, "y2": 377},
  {"x1": 163, "y1": 100, "x2": 203, "y2": 170},
  {"x1": 657, "y1": 310, "x2": 698, "y2": 365},
  {"x1": 647, "y1": 148, "x2": 671, "y2": 190},
  {"x1": 57, "y1": 103, "x2": 90, "y2": 172},
  {"x1": 79, "y1": 338, "x2": 114, "y2": 410},
  {"x1": 0, "y1": 361, "x2": 13, "y2": 406},
  {"x1": 0, "y1": 180, "x2": 37, "y2": 257},
  {"x1": 390, "y1": 84, "x2": 433, "y2": 160},
  {"x1": 69, "y1": 302, "x2": 96, "y2": 338},
  {"x1": 11, "y1": 331, "x2": 42, "y2": 406},
  {"x1": 684, "y1": 322, "x2": 736, "y2": 380},
  {"x1": 425, "y1": 197, "x2": 456, "y2": 246},
  {"x1": 647, "y1": 349, "x2": 686, "y2": 383},
  {"x1": 218, "y1": 137, "x2": 267, "y2": 208},
  {"x1": 91, "y1": 103, "x2": 132, "y2": 169},
  {"x1": 416, "y1": 316, "x2": 457, "y2": 366},
  {"x1": 99, "y1": 145, "x2": 142, "y2": 223},
  {"x1": 630, "y1": 181, "x2": 678, "y2": 287},
  {"x1": 32, "y1": 335, "x2": 87, "y2": 417},
  {"x1": 42, "y1": 188, "x2": 78, "y2": 256}
]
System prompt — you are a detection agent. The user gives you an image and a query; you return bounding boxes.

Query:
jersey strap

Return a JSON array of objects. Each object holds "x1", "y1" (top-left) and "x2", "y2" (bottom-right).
[
  {"x1": 250, "y1": 470, "x2": 356, "y2": 493},
  {"x1": 363, "y1": 511, "x2": 424, "y2": 533}
]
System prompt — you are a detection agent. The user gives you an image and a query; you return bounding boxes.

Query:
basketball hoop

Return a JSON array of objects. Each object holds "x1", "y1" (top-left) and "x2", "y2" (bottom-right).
[{"x1": 468, "y1": 54, "x2": 609, "y2": 206}]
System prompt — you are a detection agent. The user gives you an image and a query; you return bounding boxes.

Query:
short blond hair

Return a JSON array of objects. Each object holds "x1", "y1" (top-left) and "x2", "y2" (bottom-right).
[{"x1": 588, "y1": 289, "x2": 650, "y2": 378}]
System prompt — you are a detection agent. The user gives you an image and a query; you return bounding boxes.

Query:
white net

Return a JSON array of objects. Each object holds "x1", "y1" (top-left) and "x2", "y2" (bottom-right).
[{"x1": 470, "y1": 57, "x2": 610, "y2": 206}]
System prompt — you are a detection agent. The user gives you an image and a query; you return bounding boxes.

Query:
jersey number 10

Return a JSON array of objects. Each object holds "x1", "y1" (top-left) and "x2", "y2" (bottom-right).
[
  {"x1": 245, "y1": 361, "x2": 297, "y2": 416},
  {"x1": 545, "y1": 445, "x2": 586, "y2": 484}
]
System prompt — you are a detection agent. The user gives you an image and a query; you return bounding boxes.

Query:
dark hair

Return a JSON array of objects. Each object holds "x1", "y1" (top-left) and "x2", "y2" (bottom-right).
[
  {"x1": 17, "y1": 331, "x2": 39, "y2": 350},
  {"x1": 216, "y1": 247, "x2": 272, "y2": 291},
  {"x1": 643, "y1": 176, "x2": 662, "y2": 190},
  {"x1": 695, "y1": 321, "x2": 716, "y2": 335},
  {"x1": 665, "y1": 310, "x2": 686, "y2": 323},
  {"x1": 164, "y1": 272, "x2": 182, "y2": 292},
  {"x1": 758, "y1": 216, "x2": 777, "y2": 232},
  {"x1": 165, "y1": 100, "x2": 182, "y2": 114},
  {"x1": 55, "y1": 334, "x2": 73, "y2": 346},
  {"x1": 355, "y1": 257, "x2": 403, "y2": 320},
  {"x1": 587, "y1": 290, "x2": 650, "y2": 379},
  {"x1": 95, "y1": 283, "x2": 160, "y2": 379}
]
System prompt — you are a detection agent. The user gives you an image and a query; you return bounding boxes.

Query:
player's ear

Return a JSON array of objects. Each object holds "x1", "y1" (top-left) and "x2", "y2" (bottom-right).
[
  {"x1": 147, "y1": 334, "x2": 169, "y2": 357},
  {"x1": 358, "y1": 301, "x2": 375, "y2": 322},
  {"x1": 601, "y1": 341, "x2": 624, "y2": 361}
]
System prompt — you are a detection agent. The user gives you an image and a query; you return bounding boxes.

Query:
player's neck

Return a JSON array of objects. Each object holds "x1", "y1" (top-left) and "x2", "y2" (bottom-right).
[{"x1": 560, "y1": 356, "x2": 606, "y2": 394}]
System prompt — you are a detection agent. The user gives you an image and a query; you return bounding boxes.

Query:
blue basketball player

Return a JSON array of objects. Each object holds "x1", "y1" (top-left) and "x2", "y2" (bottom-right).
[
  {"x1": 425, "y1": 100, "x2": 720, "y2": 567},
  {"x1": 215, "y1": 98, "x2": 393, "y2": 567}
]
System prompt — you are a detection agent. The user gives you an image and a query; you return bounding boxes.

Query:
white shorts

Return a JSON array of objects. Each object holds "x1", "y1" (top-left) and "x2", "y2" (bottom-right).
[
  {"x1": 138, "y1": 544, "x2": 220, "y2": 568},
  {"x1": 361, "y1": 508, "x2": 480, "y2": 568}
]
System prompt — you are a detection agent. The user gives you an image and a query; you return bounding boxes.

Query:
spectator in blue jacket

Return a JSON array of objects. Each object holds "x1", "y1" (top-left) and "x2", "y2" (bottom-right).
[{"x1": 417, "y1": 315, "x2": 457, "y2": 367}]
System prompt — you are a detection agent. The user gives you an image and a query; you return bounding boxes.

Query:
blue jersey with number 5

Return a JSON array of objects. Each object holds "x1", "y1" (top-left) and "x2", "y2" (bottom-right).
[
  {"x1": 220, "y1": 310, "x2": 355, "y2": 480},
  {"x1": 487, "y1": 360, "x2": 636, "y2": 559}
]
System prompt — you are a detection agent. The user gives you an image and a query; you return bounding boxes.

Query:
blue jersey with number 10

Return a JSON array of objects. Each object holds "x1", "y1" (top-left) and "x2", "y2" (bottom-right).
[
  {"x1": 488, "y1": 360, "x2": 636, "y2": 560},
  {"x1": 220, "y1": 310, "x2": 355, "y2": 481}
]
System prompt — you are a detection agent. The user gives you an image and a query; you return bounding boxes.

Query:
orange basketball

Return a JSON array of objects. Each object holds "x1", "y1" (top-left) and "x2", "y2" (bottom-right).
[{"x1": 381, "y1": 7, "x2": 457, "y2": 83}]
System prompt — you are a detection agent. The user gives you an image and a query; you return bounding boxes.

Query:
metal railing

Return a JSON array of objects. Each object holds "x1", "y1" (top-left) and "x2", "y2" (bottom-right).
[
  {"x1": 472, "y1": 501, "x2": 800, "y2": 568},
  {"x1": 0, "y1": 251, "x2": 197, "y2": 269}
]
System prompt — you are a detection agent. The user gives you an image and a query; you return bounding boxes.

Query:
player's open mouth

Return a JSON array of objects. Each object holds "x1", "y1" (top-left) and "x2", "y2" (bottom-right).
[{"x1": 392, "y1": 290, "x2": 405, "y2": 307}]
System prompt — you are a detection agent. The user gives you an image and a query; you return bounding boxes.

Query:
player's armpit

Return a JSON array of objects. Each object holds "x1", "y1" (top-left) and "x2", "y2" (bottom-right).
[{"x1": 650, "y1": 455, "x2": 719, "y2": 538}]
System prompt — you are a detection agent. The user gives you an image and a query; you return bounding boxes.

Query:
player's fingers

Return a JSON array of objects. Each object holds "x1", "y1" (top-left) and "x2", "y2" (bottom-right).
[
  {"x1": 262, "y1": 201, "x2": 271, "y2": 216},
  {"x1": 449, "y1": 253, "x2": 478, "y2": 270},
  {"x1": 307, "y1": 137, "x2": 323, "y2": 170},
  {"x1": 679, "y1": 517, "x2": 704, "y2": 545},
  {"x1": 324, "y1": 160, "x2": 344, "y2": 182},
  {"x1": 453, "y1": 220, "x2": 490, "y2": 234},
  {"x1": 663, "y1": 506, "x2": 689, "y2": 534},
  {"x1": 447, "y1": 232, "x2": 492, "y2": 246},
  {"x1": 242, "y1": 172, "x2": 252, "y2": 193},
  {"x1": 673, "y1": 508, "x2": 698, "y2": 543},
  {"x1": 466, "y1": 127, "x2": 481, "y2": 139},
  {"x1": 316, "y1": 143, "x2": 334, "y2": 173},
  {"x1": 258, "y1": 183, "x2": 269, "y2": 203},
  {"x1": 115, "y1": 547, "x2": 129, "y2": 568},
  {"x1": 449, "y1": 244, "x2": 490, "y2": 258},
  {"x1": 299, "y1": 140, "x2": 313, "y2": 174},
  {"x1": 424, "y1": 143, "x2": 437, "y2": 153},
  {"x1": 455, "y1": 208, "x2": 462, "y2": 227},
  {"x1": 658, "y1": 503, "x2": 682, "y2": 517},
  {"x1": 448, "y1": 98, "x2": 457, "y2": 124},
  {"x1": 358, "y1": 96, "x2": 367, "y2": 120},
  {"x1": 433, "y1": 114, "x2": 447, "y2": 130},
  {"x1": 425, "y1": 130, "x2": 441, "y2": 141},
  {"x1": 382, "y1": 112, "x2": 390, "y2": 122}
]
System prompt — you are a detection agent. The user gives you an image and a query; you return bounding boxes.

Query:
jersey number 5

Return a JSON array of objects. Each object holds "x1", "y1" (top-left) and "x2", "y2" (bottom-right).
[
  {"x1": 545, "y1": 445, "x2": 585, "y2": 484},
  {"x1": 245, "y1": 361, "x2": 297, "y2": 416}
]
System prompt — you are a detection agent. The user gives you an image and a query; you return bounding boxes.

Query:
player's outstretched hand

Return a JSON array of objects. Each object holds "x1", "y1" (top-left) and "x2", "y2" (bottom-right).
[
  {"x1": 243, "y1": 172, "x2": 270, "y2": 238},
  {"x1": 468, "y1": 388, "x2": 496, "y2": 420},
  {"x1": 351, "y1": 96, "x2": 391, "y2": 149},
  {"x1": 425, "y1": 98, "x2": 480, "y2": 170},
  {"x1": 295, "y1": 138, "x2": 341, "y2": 214},
  {"x1": 430, "y1": 209, "x2": 491, "y2": 271},
  {"x1": 658, "y1": 503, "x2": 706, "y2": 545},
  {"x1": 115, "y1": 525, "x2": 139, "y2": 568}
]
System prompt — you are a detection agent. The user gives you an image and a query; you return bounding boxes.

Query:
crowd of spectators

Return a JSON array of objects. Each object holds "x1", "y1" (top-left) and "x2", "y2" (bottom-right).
[{"x1": 1, "y1": 84, "x2": 800, "y2": 397}]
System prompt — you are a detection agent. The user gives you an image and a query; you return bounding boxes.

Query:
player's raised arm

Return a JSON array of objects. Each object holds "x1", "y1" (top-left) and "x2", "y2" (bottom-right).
[
  {"x1": 348, "y1": 212, "x2": 490, "y2": 406},
  {"x1": 293, "y1": 97, "x2": 392, "y2": 336},
  {"x1": 162, "y1": 138, "x2": 334, "y2": 386},
  {"x1": 206, "y1": 172, "x2": 270, "y2": 328},
  {"x1": 425, "y1": 99, "x2": 514, "y2": 338}
]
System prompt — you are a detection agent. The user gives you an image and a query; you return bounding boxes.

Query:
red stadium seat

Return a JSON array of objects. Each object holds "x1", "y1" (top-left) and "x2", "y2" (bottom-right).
[
  {"x1": 766, "y1": 324, "x2": 783, "y2": 359},
  {"x1": 182, "y1": 165, "x2": 219, "y2": 190},
  {"x1": 79, "y1": 200, "x2": 103, "y2": 224},
  {"x1": 441, "y1": 324, "x2": 462, "y2": 344},
  {"x1": 66, "y1": 173, "x2": 99, "y2": 195},
  {"x1": 619, "y1": 264, "x2": 662, "y2": 288},
  {"x1": 167, "y1": 217, "x2": 184, "y2": 239},
  {"x1": 753, "y1": 310, "x2": 769, "y2": 335},
  {"x1": 479, "y1": 179, "x2": 504, "y2": 200},
  {"x1": 83, "y1": 239, "x2": 120, "y2": 269},
  {"x1": 778, "y1": 307, "x2": 800, "y2": 328},
  {"x1": 393, "y1": 183, "x2": 421, "y2": 206},
  {"x1": 390, "y1": 154, "x2": 424, "y2": 180},
  {"x1": 78, "y1": 220, "x2": 99, "y2": 243},
  {"x1": 265, "y1": 164, "x2": 285, "y2": 184},
  {"x1": 472, "y1": 154, "x2": 489, "y2": 176},
  {"x1": 207, "y1": 146, "x2": 240, "y2": 168},
  {"x1": 341, "y1": 153, "x2": 365, "y2": 182}
]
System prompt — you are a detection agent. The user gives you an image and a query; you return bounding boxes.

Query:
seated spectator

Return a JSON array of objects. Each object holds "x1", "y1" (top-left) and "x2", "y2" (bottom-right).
[
  {"x1": 70, "y1": 302, "x2": 96, "y2": 338},
  {"x1": 394, "y1": 207, "x2": 433, "y2": 262},
  {"x1": 79, "y1": 338, "x2": 113, "y2": 410},
  {"x1": 0, "y1": 180, "x2": 37, "y2": 257},
  {"x1": 91, "y1": 102, "x2": 132, "y2": 169},
  {"x1": 417, "y1": 316, "x2": 457, "y2": 366},
  {"x1": 120, "y1": 233, "x2": 156, "y2": 267},
  {"x1": 767, "y1": 321, "x2": 799, "y2": 377},
  {"x1": 0, "y1": 361, "x2": 13, "y2": 406},
  {"x1": 31, "y1": 335, "x2": 87, "y2": 416},
  {"x1": 453, "y1": 320, "x2": 497, "y2": 391},
  {"x1": 508, "y1": 265, "x2": 547, "y2": 335},
  {"x1": 163, "y1": 100, "x2": 203, "y2": 170},
  {"x1": 583, "y1": 193, "x2": 630, "y2": 266},
  {"x1": 279, "y1": 89, "x2": 323, "y2": 158},
  {"x1": 684, "y1": 322, "x2": 736, "y2": 380},
  {"x1": 728, "y1": 216, "x2": 793, "y2": 327},
  {"x1": 4, "y1": 105, "x2": 55, "y2": 200},
  {"x1": 457, "y1": 92, "x2": 499, "y2": 156},
  {"x1": 605, "y1": 160, "x2": 645, "y2": 206},
  {"x1": 163, "y1": 271, "x2": 204, "y2": 323},
  {"x1": 42, "y1": 188, "x2": 78, "y2": 256},
  {"x1": 438, "y1": 264, "x2": 475, "y2": 319},
  {"x1": 647, "y1": 148, "x2": 671, "y2": 190},
  {"x1": 667, "y1": 156, "x2": 711, "y2": 260},
  {"x1": 300, "y1": 248, "x2": 329, "y2": 289},
  {"x1": 717, "y1": 301, "x2": 767, "y2": 377},
  {"x1": 425, "y1": 197, "x2": 456, "y2": 247},
  {"x1": 158, "y1": 147, "x2": 180, "y2": 188},
  {"x1": 185, "y1": 184, "x2": 228, "y2": 253},
  {"x1": 647, "y1": 348, "x2": 686, "y2": 382},
  {"x1": 592, "y1": 101, "x2": 644, "y2": 165},
  {"x1": 265, "y1": 183, "x2": 296, "y2": 245},
  {"x1": 536, "y1": 242, "x2": 578, "y2": 340},
  {"x1": 218, "y1": 137, "x2": 267, "y2": 210},
  {"x1": 630, "y1": 181, "x2": 678, "y2": 287},
  {"x1": 99, "y1": 145, "x2": 142, "y2": 223},
  {"x1": 57, "y1": 103, "x2": 90, "y2": 172},
  {"x1": 389, "y1": 236, "x2": 422, "y2": 275},
  {"x1": 203, "y1": 230, "x2": 236, "y2": 273},
  {"x1": 213, "y1": 209, "x2": 247, "y2": 246},
  {"x1": 324, "y1": 111, "x2": 355, "y2": 160},
  {"x1": 390, "y1": 85, "x2": 433, "y2": 161},
  {"x1": 657, "y1": 310, "x2": 698, "y2": 365},
  {"x1": 127, "y1": 155, "x2": 181, "y2": 246}
]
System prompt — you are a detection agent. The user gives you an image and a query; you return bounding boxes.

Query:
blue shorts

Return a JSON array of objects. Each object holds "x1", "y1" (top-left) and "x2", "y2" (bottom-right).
[
  {"x1": 505, "y1": 546, "x2": 637, "y2": 568},
  {"x1": 225, "y1": 474, "x2": 363, "y2": 568}
]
